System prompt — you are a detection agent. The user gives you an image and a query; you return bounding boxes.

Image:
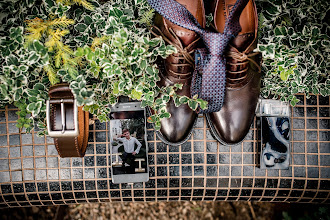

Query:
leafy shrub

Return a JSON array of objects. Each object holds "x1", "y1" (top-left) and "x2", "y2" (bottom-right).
[
  {"x1": 1, "y1": 0, "x2": 328, "y2": 135},
  {"x1": 256, "y1": 0, "x2": 330, "y2": 105},
  {"x1": 0, "y1": 0, "x2": 207, "y2": 134}
]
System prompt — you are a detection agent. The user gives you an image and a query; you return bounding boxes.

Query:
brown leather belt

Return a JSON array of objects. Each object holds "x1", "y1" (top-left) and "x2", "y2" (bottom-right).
[{"x1": 46, "y1": 83, "x2": 89, "y2": 157}]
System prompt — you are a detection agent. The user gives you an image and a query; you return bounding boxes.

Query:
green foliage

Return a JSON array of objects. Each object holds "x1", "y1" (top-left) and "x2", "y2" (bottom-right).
[
  {"x1": 0, "y1": 25, "x2": 50, "y2": 130},
  {"x1": 257, "y1": 0, "x2": 330, "y2": 106},
  {"x1": 57, "y1": 0, "x2": 95, "y2": 11},
  {"x1": 0, "y1": 0, "x2": 81, "y2": 133},
  {"x1": 0, "y1": 0, "x2": 207, "y2": 134},
  {"x1": 25, "y1": 15, "x2": 76, "y2": 85},
  {"x1": 139, "y1": 8, "x2": 155, "y2": 26},
  {"x1": 66, "y1": 0, "x2": 207, "y2": 127},
  {"x1": 15, "y1": 100, "x2": 33, "y2": 133}
]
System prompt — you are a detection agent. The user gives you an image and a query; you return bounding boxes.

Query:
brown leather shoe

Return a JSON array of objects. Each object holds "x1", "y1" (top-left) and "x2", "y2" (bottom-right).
[
  {"x1": 150, "y1": 0, "x2": 205, "y2": 145},
  {"x1": 205, "y1": 0, "x2": 262, "y2": 145}
]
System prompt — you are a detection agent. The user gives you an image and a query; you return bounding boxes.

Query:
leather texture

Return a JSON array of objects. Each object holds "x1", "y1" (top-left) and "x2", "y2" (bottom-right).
[
  {"x1": 150, "y1": 0, "x2": 206, "y2": 145},
  {"x1": 206, "y1": 0, "x2": 262, "y2": 145},
  {"x1": 49, "y1": 83, "x2": 89, "y2": 157}
]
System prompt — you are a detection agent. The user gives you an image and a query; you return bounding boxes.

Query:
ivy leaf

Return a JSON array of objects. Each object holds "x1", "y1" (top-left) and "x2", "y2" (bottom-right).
[
  {"x1": 146, "y1": 66, "x2": 154, "y2": 75},
  {"x1": 179, "y1": 96, "x2": 189, "y2": 104},
  {"x1": 174, "y1": 83, "x2": 183, "y2": 90},
  {"x1": 6, "y1": 55, "x2": 19, "y2": 65},
  {"x1": 147, "y1": 116, "x2": 154, "y2": 123},
  {"x1": 154, "y1": 120, "x2": 161, "y2": 130},
  {"x1": 131, "y1": 89, "x2": 142, "y2": 100},
  {"x1": 155, "y1": 98, "x2": 163, "y2": 106},
  {"x1": 173, "y1": 96, "x2": 181, "y2": 107},
  {"x1": 86, "y1": 51, "x2": 95, "y2": 61},
  {"x1": 74, "y1": 47, "x2": 85, "y2": 57},
  {"x1": 162, "y1": 94, "x2": 170, "y2": 103},
  {"x1": 84, "y1": 15, "x2": 93, "y2": 25},
  {"x1": 165, "y1": 45, "x2": 177, "y2": 54},
  {"x1": 113, "y1": 82, "x2": 119, "y2": 95},
  {"x1": 160, "y1": 112, "x2": 171, "y2": 118},
  {"x1": 141, "y1": 100, "x2": 148, "y2": 108},
  {"x1": 112, "y1": 8, "x2": 124, "y2": 18},
  {"x1": 27, "y1": 101, "x2": 42, "y2": 117},
  {"x1": 148, "y1": 115, "x2": 157, "y2": 123},
  {"x1": 197, "y1": 99, "x2": 208, "y2": 110},
  {"x1": 148, "y1": 38, "x2": 161, "y2": 47},
  {"x1": 265, "y1": 3, "x2": 280, "y2": 16},
  {"x1": 9, "y1": 27, "x2": 23, "y2": 38},
  {"x1": 290, "y1": 96, "x2": 300, "y2": 106},
  {"x1": 75, "y1": 23, "x2": 88, "y2": 32},
  {"x1": 34, "y1": 83, "x2": 46, "y2": 91},
  {"x1": 188, "y1": 100, "x2": 198, "y2": 111},
  {"x1": 312, "y1": 86, "x2": 319, "y2": 94},
  {"x1": 274, "y1": 26, "x2": 287, "y2": 36},
  {"x1": 14, "y1": 88, "x2": 24, "y2": 101},
  {"x1": 98, "y1": 114, "x2": 108, "y2": 123},
  {"x1": 120, "y1": 29, "x2": 128, "y2": 38},
  {"x1": 28, "y1": 96, "x2": 38, "y2": 102},
  {"x1": 320, "y1": 88, "x2": 328, "y2": 97},
  {"x1": 19, "y1": 65, "x2": 29, "y2": 72},
  {"x1": 118, "y1": 81, "x2": 126, "y2": 91},
  {"x1": 311, "y1": 26, "x2": 320, "y2": 38},
  {"x1": 140, "y1": 60, "x2": 147, "y2": 69},
  {"x1": 27, "y1": 52, "x2": 40, "y2": 65}
]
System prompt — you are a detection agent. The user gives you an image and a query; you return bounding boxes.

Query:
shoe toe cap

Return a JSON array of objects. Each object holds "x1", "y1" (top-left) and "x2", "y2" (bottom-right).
[
  {"x1": 160, "y1": 127, "x2": 188, "y2": 144},
  {"x1": 208, "y1": 110, "x2": 253, "y2": 145},
  {"x1": 217, "y1": 126, "x2": 249, "y2": 144},
  {"x1": 158, "y1": 108, "x2": 197, "y2": 145},
  {"x1": 159, "y1": 119, "x2": 193, "y2": 144}
]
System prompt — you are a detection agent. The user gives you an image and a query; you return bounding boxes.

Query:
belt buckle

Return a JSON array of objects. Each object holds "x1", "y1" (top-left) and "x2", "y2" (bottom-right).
[{"x1": 46, "y1": 99, "x2": 79, "y2": 137}]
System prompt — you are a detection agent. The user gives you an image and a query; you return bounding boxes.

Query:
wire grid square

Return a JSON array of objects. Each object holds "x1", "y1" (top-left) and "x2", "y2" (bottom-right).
[{"x1": 0, "y1": 94, "x2": 329, "y2": 207}]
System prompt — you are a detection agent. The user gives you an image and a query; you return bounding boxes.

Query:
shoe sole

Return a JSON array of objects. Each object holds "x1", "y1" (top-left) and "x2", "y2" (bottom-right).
[{"x1": 205, "y1": 113, "x2": 250, "y2": 146}]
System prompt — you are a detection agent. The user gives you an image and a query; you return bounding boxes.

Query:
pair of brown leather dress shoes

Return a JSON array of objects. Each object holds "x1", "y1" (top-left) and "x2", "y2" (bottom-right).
[{"x1": 152, "y1": 0, "x2": 262, "y2": 146}]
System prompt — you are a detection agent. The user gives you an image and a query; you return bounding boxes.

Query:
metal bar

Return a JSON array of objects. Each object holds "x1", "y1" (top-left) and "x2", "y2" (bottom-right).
[{"x1": 61, "y1": 99, "x2": 65, "y2": 134}]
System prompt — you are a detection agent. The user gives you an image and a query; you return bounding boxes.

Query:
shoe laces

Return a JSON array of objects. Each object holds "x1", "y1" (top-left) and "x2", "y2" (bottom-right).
[
  {"x1": 150, "y1": 25, "x2": 200, "y2": 76},
  {"x1": 225, "y1": 50, "x2": 261, "y2": 84}
]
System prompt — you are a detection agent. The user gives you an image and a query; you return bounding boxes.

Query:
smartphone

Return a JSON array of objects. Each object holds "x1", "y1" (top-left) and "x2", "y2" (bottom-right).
[
  {"x1": 256, "y1": 99, "x2": 291, "y2": 169},
  {"x1": 109, "y1": 102, "x2": 149, "y2": 184}
]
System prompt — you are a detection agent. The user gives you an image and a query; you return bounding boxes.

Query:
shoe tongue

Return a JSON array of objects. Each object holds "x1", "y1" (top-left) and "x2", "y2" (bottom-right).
[
  {"x1": 230, "y1": 33, "x2": 255, "y2": 52},
  {"x1": 222, "y1": 2, "x2": 255, "y2": 52}
]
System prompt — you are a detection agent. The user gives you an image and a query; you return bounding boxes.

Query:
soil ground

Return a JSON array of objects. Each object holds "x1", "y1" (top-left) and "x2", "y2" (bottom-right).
[{"x1": 1, "y1": 201, "x2": 329, "y2": 220}]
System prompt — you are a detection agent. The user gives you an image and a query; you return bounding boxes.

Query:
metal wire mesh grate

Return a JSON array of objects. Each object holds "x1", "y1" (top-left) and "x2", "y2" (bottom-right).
[{"x1": 0, "y1": 94, "x2": 329, "y2": 207}]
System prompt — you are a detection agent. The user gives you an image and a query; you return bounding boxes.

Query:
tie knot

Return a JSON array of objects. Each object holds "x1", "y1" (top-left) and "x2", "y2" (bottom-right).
[{"x1": 201, "y1": 32, "x2": 231, "y2": 56}]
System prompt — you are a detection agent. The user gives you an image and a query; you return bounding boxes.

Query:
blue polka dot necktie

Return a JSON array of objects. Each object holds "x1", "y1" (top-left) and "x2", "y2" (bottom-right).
[{"x1": 147, "y1": 0, "x2": 248, "y2": 113}]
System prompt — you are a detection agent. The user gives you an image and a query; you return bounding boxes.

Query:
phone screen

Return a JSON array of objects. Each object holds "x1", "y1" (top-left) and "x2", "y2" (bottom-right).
[
  {"x1": 109, "y1": 104, "x2": 149, "y2": 183},
  {"x1": 260, "y1": 116, "x2": 290, "y2": 169}
]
